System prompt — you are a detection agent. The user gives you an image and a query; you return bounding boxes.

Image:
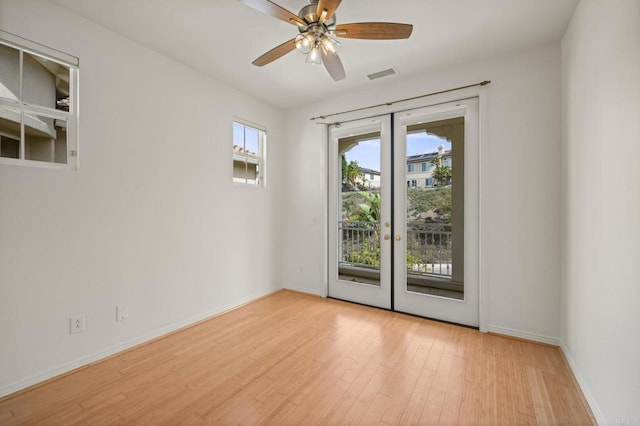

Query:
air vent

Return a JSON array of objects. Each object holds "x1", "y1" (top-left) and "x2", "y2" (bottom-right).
[{"x1": 367, "y1": 68, "x2": 397, "y2": 80}]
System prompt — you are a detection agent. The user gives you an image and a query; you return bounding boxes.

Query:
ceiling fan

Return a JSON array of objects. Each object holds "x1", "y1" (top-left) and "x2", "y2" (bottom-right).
[{"x1": 238, "y1": 0, "x2": 413, "y2": 81}]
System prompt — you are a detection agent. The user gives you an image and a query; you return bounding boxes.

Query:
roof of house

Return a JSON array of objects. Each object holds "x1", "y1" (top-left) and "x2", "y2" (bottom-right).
[
  {"x1": 356, "y1": 150, "x2": 451, "y2": 174},
  {"x1": 407, "y1": 150, "x2": 452, "y2": 163},
  {"x1": 232, "y1": 145, "x2": 256, "y2": 156},
  {"x1": 360, "y1": 167, "x2": 381, "y2": 175}
]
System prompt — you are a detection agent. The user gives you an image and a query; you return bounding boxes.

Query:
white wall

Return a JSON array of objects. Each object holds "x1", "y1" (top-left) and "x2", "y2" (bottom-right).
[
  {"x1": 282, "y1": 42, "x2": 563, "y2": 343},
  {"x1": 561, "y1": 1, "x2": 640, "y2": 424},
  {"x1": 0, "y1": 0, "x2": 285, "y2": 396}
]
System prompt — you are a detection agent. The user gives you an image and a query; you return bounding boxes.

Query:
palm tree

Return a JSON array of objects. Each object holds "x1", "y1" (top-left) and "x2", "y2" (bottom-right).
[
  {"x1": 341, "y1": 155, "x2": 348, "y2": 180},
  {"x1": 342, "y1": 158, "x2": 364, "y2": 190},
  {"x1": 430, "y1": 155, "x2": 452, "y2": 186},
  {"x1": 432, "y1": 165, "x2": 451, "y2": 186}
]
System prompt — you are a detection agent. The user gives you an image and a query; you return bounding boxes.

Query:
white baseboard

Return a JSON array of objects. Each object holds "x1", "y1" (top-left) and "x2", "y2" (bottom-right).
[
  {"x1": 487, "y1": 325, "x2": 561, "y2": 346},
  {"x1": 0, "y1": 287, "x2": 280, "y2": 399},
  {"x1": 560, "y1": 342, "x2": 607, "y2": 426},
  {"x1": 282, "y1": 283, "x2": 325, "y2": 298}
]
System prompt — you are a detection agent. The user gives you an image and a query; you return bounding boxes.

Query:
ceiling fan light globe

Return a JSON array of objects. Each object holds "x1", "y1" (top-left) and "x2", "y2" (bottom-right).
[
  {"x1": 295, "y1": 34, "x2": 311, "y2": 53},
  {"x1": 321, "y1": 34, "x2": 340, "y2": 53},
  {"x1": 305, "y1": 33, "x2": 316, "y2": 44},
  {"x1": 307, "y1": 46, "x2": 322, "y2": 64}
]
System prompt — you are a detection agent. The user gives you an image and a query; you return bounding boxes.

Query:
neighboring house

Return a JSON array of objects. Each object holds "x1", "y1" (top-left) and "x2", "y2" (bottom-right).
[
  {"x1": 406, "y1": 144, "x2": 452, "y2": 188},
  {"x1": 352, "y1": 145, "x2": 452, "y2": 190},
  {"x1": 232, "y1": 144, "x2": 259, "y2": 185},
  {"x1": 358, "y1": 167, "x2": 381, "y2": 189}
]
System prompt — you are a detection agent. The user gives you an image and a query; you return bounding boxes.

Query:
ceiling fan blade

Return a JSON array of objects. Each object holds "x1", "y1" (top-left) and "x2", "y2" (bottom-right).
[
  {"x1": 316, "y1": 0, "x2": 342, "y2": 22},
  {"x1": 320, "y1": 45, "x2": 346, "y2": 81},
  {"x1": 334, "y1": 22, "x2": 413, "y2": 40},
  {"x1": 252, "y1": 38, "x2": 297, "y2": 66},
  {"x1": 239, "y1": 0, "x2": 306, "y2": 27}
]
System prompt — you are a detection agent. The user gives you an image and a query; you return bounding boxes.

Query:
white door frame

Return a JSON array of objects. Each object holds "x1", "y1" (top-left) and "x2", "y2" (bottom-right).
[{"x1": 323, "y1": 85, "x2": 488, "y2": 331}]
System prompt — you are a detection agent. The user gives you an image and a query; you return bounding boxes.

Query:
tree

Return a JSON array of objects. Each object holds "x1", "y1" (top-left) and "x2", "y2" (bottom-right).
[
  {"x1": 342, "y1": 158, "x2": 364, "y2": 190},
  {"x1": 341, "y1": 155, "x2": 348, "y2": 181},
  {"x1": 406, "y1": 186, "x2": 452, "y2": 222},
  {"x1": 349, "y1": 191, "x2": 381, "y2": 223},
  {"x1": 430, "y1": 155, "x2": 452, "y2": 186},
  {"x1": 346, "y1": 191, "x2": 381, "y2": 265}
]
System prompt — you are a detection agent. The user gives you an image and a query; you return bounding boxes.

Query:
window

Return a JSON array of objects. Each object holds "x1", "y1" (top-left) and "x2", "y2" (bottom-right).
[
  {"x1": 425, "y1": 178, "x2": 434, "y2": 187},
  {"x1": 0, "y1": 31, "x2": 79, "y2": 169},
  {"x1": 407, "y1": 163, "x2": 415, "y2": 173},
  {"x1": 411, "y1": 179, "x2": 417, "y2": 187},
  {"x1": 421, "y1": 162, "x2": 429, "y2": 172},
  {"x1": 233, "y1": 120, "x2": 266, "y2": 186},
  {"x1": 0, "y1": 134, "x2": 19, "y2": 158}
]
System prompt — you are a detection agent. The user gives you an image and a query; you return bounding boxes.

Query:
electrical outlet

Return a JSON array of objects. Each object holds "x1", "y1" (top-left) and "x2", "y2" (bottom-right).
[
  {"x1": 70, "y1": 316, "x2": 85, "y2": 334},
  {"x1": 116, "y1": 305, "x2": 128, "y2": 322}
]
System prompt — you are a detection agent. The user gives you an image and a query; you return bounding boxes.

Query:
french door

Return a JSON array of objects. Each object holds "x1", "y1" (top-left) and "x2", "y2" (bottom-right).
[
  {"x1": 328, "y1": 115, "x2": 392, "y2": 309},
  {"x1": 328, "y1": 98, "x2": 479, "y2": 327}
]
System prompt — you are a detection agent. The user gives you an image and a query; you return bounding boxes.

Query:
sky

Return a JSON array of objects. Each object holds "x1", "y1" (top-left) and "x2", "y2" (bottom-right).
[
  {"x1": 232, "y1": 122, "x2": 259, "y2": 153},
  {"x1": 344, "y1": 132, "x2": 451, "y2": 172}
]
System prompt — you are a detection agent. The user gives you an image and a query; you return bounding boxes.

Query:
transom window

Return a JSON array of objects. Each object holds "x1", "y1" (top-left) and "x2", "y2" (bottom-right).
[
  {"x1": 232, "y1": 120, "x2": 266, "y2": 186},
  {"x1": 0, "y1": 31, "x2": 79, "y2": 169}
]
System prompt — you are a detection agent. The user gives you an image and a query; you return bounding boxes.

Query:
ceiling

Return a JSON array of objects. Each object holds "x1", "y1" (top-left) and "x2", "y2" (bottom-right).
[{"x1": 51, "y1": 0, "x2": 578, "y2": 110}]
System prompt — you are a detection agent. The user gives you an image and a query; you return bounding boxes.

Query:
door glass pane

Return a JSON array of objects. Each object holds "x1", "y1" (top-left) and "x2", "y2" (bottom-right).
[
  {"x1": 405, "y1": 118, "x2": 463, "y2": 300},
  {"x1": 337, "y1": 134, "x2": 381, "y2": 286}
]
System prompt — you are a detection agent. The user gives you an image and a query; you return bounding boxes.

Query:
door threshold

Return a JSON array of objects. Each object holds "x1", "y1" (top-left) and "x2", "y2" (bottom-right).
[{"x1": 326, "y1": 296, "x2": 478, "y2": 330}]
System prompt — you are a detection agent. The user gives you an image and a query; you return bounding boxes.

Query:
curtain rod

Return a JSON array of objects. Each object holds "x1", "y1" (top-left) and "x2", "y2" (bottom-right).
[{"x1": 309, "y1": 80, "x2": 491, "y2": 122}]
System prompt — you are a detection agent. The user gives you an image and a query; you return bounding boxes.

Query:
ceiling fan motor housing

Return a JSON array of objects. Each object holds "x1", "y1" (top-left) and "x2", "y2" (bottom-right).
[{"x1": 298, "y1": 2, "x2": 336, "y2": 27}]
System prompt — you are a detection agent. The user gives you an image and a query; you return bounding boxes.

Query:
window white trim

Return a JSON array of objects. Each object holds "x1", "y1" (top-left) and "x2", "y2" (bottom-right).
[
  {"x1": 0, "y1": 30, "x2": 78, "y2": 67},
  {"x1": 232, "y1": 117, "x2": 266, "y2": 133}
]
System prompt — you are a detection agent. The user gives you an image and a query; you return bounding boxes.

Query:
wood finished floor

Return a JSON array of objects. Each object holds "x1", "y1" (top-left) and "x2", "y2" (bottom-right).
[{"x1": 0, "y1": 290, "x2": 595, "y2": 425}]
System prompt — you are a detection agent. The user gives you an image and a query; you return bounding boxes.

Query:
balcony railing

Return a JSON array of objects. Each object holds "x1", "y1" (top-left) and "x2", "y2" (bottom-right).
[
  {"x1": 339, "y1": 220, "x2": 381, "y2": 267},
  {"x1": 338, "y1": 220, "x2": 452, "y2": 278}
]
